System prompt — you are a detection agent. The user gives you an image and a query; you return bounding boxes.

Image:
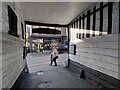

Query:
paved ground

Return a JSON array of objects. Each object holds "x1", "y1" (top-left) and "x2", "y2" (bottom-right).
[
  {"x1": 26, "y1": 50, "x2": 68, "y2": 73},
  {"x1": 20, "y1": 50, "x2": 97, "y2": 88}
]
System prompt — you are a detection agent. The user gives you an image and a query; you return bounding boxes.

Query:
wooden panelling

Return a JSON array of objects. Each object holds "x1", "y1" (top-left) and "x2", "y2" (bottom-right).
[
  {"x1": 76, "y1": 48, "x2": 118, "y2": 57},
  {"x1": 69, "y1": 60, "x2": 120, "y2": 88},
  {"x1": 112, "y1": 2, "x2": 119, "y2": 34},
  {"x1": 69, "y1": 33, "x2": 120, "y2": 80},
  {"x1": 79, "y1": 34, "x2": 118, "y2": 43},
  {"x1": 0, "y1": 2, "x2": 2, "y2": 90},
  {"x1": 95, "y1": 10, "x2": 100, "y2": 36},
  {"x1": 1, "y1": 2, "x2": 25, "y2": 89},
  {"x1": 103, "y1": 6, "x2": 108, "y2": 35},
  {"x1": 76, "y1": 52, "x2": 119, "y2": 65},
  {"x1": 69, "y1": 3, "x2": 119, "y2": 85},
  {"x1": 77, "y1": 42, "x2": 118, "y2": 49},
  {"x1": 70, "y1": 55, "x2": 119, "y2": 77}
]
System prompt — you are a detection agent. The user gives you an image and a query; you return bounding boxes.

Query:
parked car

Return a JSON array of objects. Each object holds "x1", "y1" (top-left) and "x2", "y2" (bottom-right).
[{"x1": 56, "y1": 44, "x2": 68, "y2": 53}]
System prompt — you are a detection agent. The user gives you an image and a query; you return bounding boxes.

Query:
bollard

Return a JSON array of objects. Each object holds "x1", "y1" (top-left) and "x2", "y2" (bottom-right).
[{"x1": 80, "y1": 69, "x2": 85, "y2": 79}]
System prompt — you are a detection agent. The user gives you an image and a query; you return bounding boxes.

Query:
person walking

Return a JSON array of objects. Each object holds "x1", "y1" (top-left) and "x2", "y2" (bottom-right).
[{"x1": 50, "y1": 46, "x2": 59, "y2": 66}]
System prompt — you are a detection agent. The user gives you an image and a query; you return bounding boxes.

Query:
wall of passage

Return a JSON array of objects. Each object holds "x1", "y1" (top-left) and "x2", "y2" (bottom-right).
[
  {"x1": 0, "y1": 1, "x2": 2, "y2": 90},
  {"x1": 69, "y1": 2, "x2": 119, "y2": 83},
  {"x1": 1, "y1": 2, "x2": 25, "y2": 88}
]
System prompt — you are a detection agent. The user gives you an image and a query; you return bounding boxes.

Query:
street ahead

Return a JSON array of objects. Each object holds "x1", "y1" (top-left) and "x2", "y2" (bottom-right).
[
  {"x1": 26, "y1": 50, "x2": 68, "y2": 73},
  {"x1": 20, "y1": 51, "x2": 97, "y2": 88}
]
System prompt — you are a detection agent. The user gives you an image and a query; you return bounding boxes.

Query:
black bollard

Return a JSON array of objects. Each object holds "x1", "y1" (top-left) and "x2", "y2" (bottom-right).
[{"x1": 80, "y1": 69, "x2": 85, "y2": 79}]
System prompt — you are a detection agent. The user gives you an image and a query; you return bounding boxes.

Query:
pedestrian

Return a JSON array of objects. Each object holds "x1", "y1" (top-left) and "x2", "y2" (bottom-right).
[{"x1": 50, "y1": 46, "x2": 59, "y2": 66}]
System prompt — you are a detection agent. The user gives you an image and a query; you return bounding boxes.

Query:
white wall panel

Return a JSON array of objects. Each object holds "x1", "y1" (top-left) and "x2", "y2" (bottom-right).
[
  {"x1": 70, "y1": 34, "x2": 119, "y2": 79},
  {"x1": 112, "y1": 2, "x2": 119, "y2": 33},
  {"x1": 0, "y1": 1, "x2": 2, "y2": 90},
  {"x1": 1, "y1": 2, "x2": 25, "y2": 88}
]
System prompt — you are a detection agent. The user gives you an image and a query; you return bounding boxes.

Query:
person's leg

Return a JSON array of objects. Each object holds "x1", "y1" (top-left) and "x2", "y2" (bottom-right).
[
  {"x1": 50, "y1": 54, "x2": 53, "y2": 65},
  {"x1": 53, "y1": 58, "x2": 57, "y2": 66},
  {"x1": 50, "y1": 60, "x2": 53, "y2": 65}
]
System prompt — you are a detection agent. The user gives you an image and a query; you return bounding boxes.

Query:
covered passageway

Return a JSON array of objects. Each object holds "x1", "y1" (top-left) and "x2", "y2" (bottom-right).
[{"x1": 0, "y1": 1, "x2": 120, "y2": 89}]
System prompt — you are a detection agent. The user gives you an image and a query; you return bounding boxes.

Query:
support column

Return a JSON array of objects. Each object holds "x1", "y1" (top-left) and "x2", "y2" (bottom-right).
[{"x1": 67, "y1": 26, "x2": 70, "y2": 67}]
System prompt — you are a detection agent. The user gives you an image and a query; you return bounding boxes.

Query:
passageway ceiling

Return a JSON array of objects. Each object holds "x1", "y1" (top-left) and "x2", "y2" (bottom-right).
[{"x1": 19, "y1": 2, "x2": 97, "y2": 25}]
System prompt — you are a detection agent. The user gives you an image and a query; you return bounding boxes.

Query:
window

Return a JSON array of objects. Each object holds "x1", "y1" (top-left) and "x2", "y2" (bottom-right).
[{"x1": 8, "y1": 5, "x2": 19, "y2": 37}]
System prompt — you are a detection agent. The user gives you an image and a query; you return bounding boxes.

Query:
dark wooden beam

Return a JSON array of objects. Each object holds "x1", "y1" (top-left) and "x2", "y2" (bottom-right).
[
  {"x1": 92, "y1": 6, "x2": 96, "y2": 37},
  {"x1": 32, "y1": 28, "x2": 61, "y2": 34},
  {"x1": 119, "y1": 1, "x2": 120, "y2": 33},
  {"x1": 108, "y1": 2, "x2": 113, "y2": 34},
  {"x1": 25, "y1": 21, "x2": 68, "y2": 27},
  {"x1": 99, "y1": 2, "x2": 103, "y2": 35},
  {"x1": 68, "y1": 2, "x2": 108, "y2": 26}
]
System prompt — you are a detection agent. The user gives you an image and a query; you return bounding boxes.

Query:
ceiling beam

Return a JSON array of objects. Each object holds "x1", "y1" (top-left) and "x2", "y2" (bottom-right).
[
  {"x1": 32, "y1": 28, "x2": 61, "y2": 34},
  {"x1": 25, "y1": 21, "x2": 68, "y2": 27}
]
